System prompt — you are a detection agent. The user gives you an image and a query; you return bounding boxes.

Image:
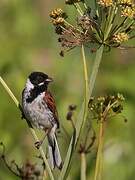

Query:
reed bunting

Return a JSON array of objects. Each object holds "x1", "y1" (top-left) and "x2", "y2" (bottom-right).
[{"x1": 22, "y1": 72, "x2": 62, "y2": 169}]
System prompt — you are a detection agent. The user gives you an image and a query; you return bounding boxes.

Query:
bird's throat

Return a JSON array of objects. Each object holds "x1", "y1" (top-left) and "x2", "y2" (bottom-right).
[{"x1": 26, "y1": 84, "x2": 47, "y2": 103}]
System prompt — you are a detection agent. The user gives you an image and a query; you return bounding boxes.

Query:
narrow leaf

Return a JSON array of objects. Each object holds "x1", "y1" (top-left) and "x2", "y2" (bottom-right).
[{"x1": 59, "y1": 45, "x2": 104, "y2": 180}]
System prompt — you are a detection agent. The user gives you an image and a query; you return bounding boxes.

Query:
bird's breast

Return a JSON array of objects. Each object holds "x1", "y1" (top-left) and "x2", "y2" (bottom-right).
[{"x1": 22, "y1": 92, "x2": 55, "y2": 129}]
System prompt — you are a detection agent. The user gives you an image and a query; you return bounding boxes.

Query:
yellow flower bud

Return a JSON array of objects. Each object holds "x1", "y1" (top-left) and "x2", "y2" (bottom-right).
[
  {"x1": 121, "y1": 6, "x2": 135, "y2": 18},
  {"x1": 113, "y1": 32, "x2": 129, "y2": 43},
  {"x1": 98, "y1": 0, "x2": 113, "y2": 7}
]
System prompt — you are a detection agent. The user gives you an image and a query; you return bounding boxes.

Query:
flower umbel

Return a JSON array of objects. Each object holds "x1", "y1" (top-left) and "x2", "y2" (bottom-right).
[
  {"x1": 88, "y1": 93, "x2": 125, "y2": 121},
  {"x1": 50, "y1": 0, "x2": 135, "y2": 55}
]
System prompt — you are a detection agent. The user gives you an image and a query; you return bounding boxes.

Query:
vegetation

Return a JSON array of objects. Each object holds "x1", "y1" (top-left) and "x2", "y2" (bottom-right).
[{"x1": 0, "y1": 0, "x2": 135, "y2": 179}]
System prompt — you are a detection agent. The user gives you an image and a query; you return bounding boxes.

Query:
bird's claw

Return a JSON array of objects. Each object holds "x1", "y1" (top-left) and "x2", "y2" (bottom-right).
[{"x1": 34, "y1": 141, "x2": 42, "y2": 149}]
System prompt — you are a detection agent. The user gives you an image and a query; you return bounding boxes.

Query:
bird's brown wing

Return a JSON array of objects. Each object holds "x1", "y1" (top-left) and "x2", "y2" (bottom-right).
[{"x1": 44, "y1": 91, "x2": 59, "y2": 128}]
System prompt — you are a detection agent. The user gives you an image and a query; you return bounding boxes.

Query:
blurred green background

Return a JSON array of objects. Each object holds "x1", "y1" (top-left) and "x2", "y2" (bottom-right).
[{"x1": 0, "y1": 0, "x2": 135, "y2": 179}]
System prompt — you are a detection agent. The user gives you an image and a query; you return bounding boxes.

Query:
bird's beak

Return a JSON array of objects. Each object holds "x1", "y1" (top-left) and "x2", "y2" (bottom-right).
[{"x1": 45, "y1": 77, "x2": 53, "y2": 83}]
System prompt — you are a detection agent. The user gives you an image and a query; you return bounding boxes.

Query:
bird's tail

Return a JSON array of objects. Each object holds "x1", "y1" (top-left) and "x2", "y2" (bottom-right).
[{"x1": 47, "y1": 129, "x2": 62, "y2": 170}]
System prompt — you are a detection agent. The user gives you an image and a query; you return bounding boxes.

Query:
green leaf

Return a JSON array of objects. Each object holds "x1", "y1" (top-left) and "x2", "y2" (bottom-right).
[
  {"x1": 59, "y1": 128, "x2": 76, "y2": 180},
  {"x1": 59, "y1": 45, "x2": 104, "y2": 180}
]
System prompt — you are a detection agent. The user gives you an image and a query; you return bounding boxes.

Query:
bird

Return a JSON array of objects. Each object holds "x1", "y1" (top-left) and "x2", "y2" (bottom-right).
[{"x1": 22, "y1": 71, "x2": 62, "y2": 170}]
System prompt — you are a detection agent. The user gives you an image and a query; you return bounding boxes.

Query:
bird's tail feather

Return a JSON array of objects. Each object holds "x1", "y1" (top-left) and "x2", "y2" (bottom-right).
[{"x1": 47, "y1": 131, "x2": 62, "y2": 170}]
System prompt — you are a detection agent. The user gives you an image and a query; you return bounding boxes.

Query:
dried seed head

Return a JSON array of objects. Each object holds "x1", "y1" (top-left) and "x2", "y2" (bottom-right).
[
  {"x1": 113, "y1": 32, "x2": 129, "y2": 43},
  {"x1": 57, "y1": 26, "x2": 85, "y2": 54},
  {"x1": 88, "y1": 94, "x2": 125, "y2": 121},
  {"x1": 50, "y1": 8, "x2": 67, "y2": 19},
  {"x1": 55, "y1": 26, "x2": 63, "y2": 35},
  {"x1": 121, "y1": 6, "x2": 135, "y2": 18},
  {"x1": 66, "y1": 111, "x2": 73, "y2": 120},
  {"x1": 52, "y1": 17, "x2": 65, "y2": 26},
  {"x1": 98, "y1": 0, "x2": 113, "y2": 7},
  {"x1": 118, "y1": 0, "x2": 133, "y2": 5},
  {"x1": 78, "y1": 15, "x2": 93, "y2": 31},
  {"x1": 68, "y1": 104, "x2": 77, "y2": 111}
]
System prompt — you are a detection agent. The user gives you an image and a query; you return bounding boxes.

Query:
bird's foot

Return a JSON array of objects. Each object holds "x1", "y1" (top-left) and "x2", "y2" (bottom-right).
[{"x1": 34, "y1": 141, "x2": 43, "y2": 149}]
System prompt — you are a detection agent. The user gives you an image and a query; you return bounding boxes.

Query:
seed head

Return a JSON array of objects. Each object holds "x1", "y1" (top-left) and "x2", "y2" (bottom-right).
[
  {"x1": 55, "y1": 26, "x2": 63, "y2": 35},
  {"x1": 98, "y1": 0, "x2": 113, "y2": 7},
  {"x1": 50, "y1": 8, "x2": 67, "y2": 19},
  {"x1": 113, "y1": 32, "x2": 129, "y2": 43},
  {"x1": 118, "y1": 0, "x2": 133, "y2": 5},
  {"x1": 50, "y1": 0, "x2": 135, "y2": 55},
  {"x1": 52, "y1": 17, "x2": 65, "y2": 26},
  {"x1": 121, "y1": 6, "x2": 135, "y2": 18}
]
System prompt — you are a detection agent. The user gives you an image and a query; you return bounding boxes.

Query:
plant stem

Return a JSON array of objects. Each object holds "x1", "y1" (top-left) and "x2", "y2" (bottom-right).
[
  {"x1": 94, "y1": 121, "x2": 104, "y2": 180},
  {"x1": 81, "y1": 44, "x2": 89, "y2": 128},
  {"x1": 0, "y1": 76, "x2": 54, "y2": 180},
  {"x1": 58, "y1": 45, "x2": 88, "y2": 180},
  {"x1": 104, "y1": 5, "x2": 117, "y2": 41},
  {"x1": 89, "y1": 45, "x2": 104, "y2": 95},
  {"x1": 73, "y1": 3, "x2": 83, "y2": 16},
  {"x1": 59, "y1": 45, "x2": 104, "y2": 180},
  {"x1": 0, "y1": 77, "x2": 19, "y2": 107},
  {"x1": 75, "y1": 3, "x2": 83, "y2": 15},
  {"x1": 81, "y1": 153, "x2": 87, "y2": 180},
  {"x1": 80, "y1": 45, "x2": 88, "y2": 180}
]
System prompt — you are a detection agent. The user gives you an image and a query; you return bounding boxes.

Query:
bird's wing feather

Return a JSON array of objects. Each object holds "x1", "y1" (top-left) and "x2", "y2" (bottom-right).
[{"x1": 44, "y1": 91, "x2": 59, "y2": 127}]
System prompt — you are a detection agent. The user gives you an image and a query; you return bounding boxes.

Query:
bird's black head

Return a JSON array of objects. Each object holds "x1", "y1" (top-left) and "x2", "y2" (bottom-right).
[
  {"x1": 29, "y1": 72, "x2": 53, "y2": 87},
  {"x1": 25, "y1": 72, "x2": 53, "y2": 103}
]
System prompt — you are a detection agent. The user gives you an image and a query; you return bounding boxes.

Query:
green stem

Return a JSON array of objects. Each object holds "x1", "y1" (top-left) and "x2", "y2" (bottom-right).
[
  {"x1": 81, "y1": 44, "x2": 89, "y2": 128},
  {"x1": 58, "y1": 45, "x2": 88, "y2": 180},
  {"x1": 83, "y1": 2, "x2": 88, "y2": 9},
  {"x1": 0, "y1": 77, "x2": 19, "y2": 107},
  {"x1": 104, "y1": 5, "x2": 117, "y2": 41},
  {"x1": 81, "y1": 153, "x2": 87, "y2": 180},
  {"x1": 94, "y1": 121, "x2": 104, "y2": 180},
  {"x1": 75, "y1": 3, "x2": 83, "y2": 15},
  {"x1": 0, "y1": 76, "x2": 54, "y2": 180},
  {"x1": 73, "y1": 3, "x2": 83, "y2": 16},
  {"x1": 59, "y1": 45, "x2": 104, "y2": 180},
  {"x1": 89, "y1": 45, "x2": 104, "y2": 95}
]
